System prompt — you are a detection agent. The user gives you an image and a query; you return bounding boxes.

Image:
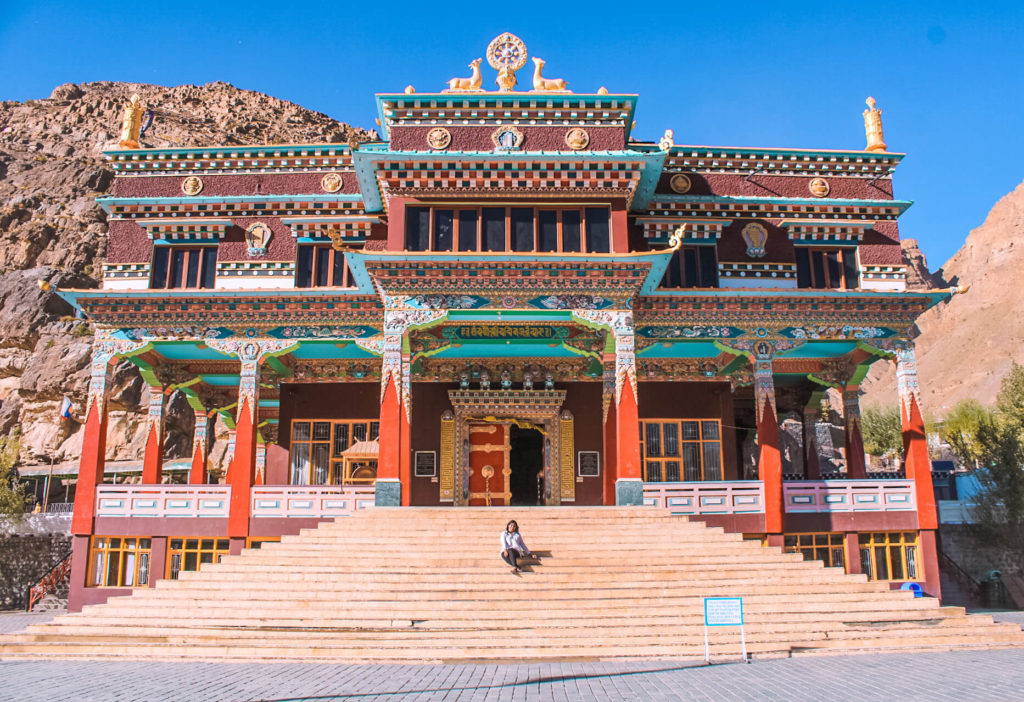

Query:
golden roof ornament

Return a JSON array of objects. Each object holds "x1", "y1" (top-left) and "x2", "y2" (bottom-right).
[
  {"x1": 444, "y1": 58, "x2": 483, "y2": 93},
  {"x1": 659, "y1": 129, "x2": 674, "y2": 152},
  {"x1": 863, "y1": 96, "x2": 887, "y2": 152},
  {"x1": 119, "y1": 94, "x2": 144, "y2": 149},
  {"x1": 487, "y1": 32, "x2": 528, "y2": 91},
  {"x1": 530, "y1": 57, "x2": 569, "y2": 93}
]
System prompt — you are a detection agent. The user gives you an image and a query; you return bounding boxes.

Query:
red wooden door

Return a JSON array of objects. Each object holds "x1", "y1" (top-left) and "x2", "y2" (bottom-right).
[{"x1": 467, "y1": 422, "x2": 509, "y2": 506}]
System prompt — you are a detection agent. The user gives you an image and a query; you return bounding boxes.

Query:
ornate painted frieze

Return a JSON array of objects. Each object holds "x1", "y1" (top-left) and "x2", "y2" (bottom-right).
[
  {"x1": 107, "y1": 146, "x2": 355, "y2": 175},
  {"x1": 216, "y1": 261, "x2": 295, "y2": 278},
  {"x1": 778, "y1": 325, "x2": 895, "y2": 340}
]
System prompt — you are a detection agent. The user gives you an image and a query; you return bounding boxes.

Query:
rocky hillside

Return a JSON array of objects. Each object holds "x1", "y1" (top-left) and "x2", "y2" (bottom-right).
[
  {"x1": 0, "y1": 81, "x2": 371, "y2": 477},
  {"x1": 862, "y1": 180, "x2": 1024, "y2": 415}
]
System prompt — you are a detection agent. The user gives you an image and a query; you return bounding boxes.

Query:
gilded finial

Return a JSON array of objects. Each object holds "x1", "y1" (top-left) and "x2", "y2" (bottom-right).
[
  {"x1": 119, "y1": 93, "x2": 144, "y2": 149},
  {"x1": 597, "y1": 86, "x2": 609, "y2": 95},
  {"x1": 668, "y1": 223, "x2": 688, "y2": 251},
  {"x1": 659, "y1": 129, "x2": 674, "y2": 152},
  {"x1": 862, "y1": 96, "x2": 887, "y2": 152},
  {"x1": 404, "y1": 85, "x2": 415, "y2": 94}
]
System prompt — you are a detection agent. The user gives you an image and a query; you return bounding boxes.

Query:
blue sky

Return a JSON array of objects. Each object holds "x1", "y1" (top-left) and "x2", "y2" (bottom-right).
[{"x1": 2, "y1": 1, "x2": 1021, "y2": 270}]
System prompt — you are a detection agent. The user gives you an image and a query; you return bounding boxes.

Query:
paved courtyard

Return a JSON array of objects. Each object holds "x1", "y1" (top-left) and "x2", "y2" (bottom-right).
[{"x1": 2, "y1": 612, "x2": 1023, "y2": 701}]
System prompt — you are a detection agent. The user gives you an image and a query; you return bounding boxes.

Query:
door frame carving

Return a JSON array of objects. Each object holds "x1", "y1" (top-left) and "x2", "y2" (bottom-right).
[{"x1": 446, "y1": 389, "x2": 572, "y2": 506}]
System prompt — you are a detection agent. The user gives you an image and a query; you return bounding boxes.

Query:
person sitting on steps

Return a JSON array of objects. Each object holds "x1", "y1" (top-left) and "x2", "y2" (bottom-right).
[{"x1": 500, "y1": 519, "x2": 533, "y2": 575}]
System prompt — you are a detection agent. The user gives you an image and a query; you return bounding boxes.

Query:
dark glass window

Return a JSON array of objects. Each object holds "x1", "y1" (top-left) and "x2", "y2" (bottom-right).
[
  {"x1": 538, "y1": 210, "x2": 558, "y2": 252},
  {"x1": 151, "y1": 246, "x2": 216, "y2": 290},
  {"x1": 511, "y1": 208, "x2": 534, "y2": 252},
  {"x1": 405, "y1": 206, "x2": 430, "y2": 251},
  {"x1": 296, "y1": 245, "x2": 353, "y2": 288},
  {"x1": 433, "y1": 209, "x2": 453, "y2": 251},
  {"x1": 482, "y1": 208, "x2": 506, "y2": 251},
  {"x1": 585, "y1": 207, "x2": 610, "y2": 253},
  {"x1": 562, "y1": 210, "x2": 581, "y2": 252},
  {"x1": 796, "y1": 247, "x2": 858, "y2": 289},
  {"x1": 662, "y1": 247, "x2": 718, "y2": 289},
  {"x1": 458, "y1": 211, "x2": 478, "y2": 251}
]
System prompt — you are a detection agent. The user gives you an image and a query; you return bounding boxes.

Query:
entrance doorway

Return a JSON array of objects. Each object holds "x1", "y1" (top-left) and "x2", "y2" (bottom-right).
[{"x1": 509, "y1": 426, "x2": 544, "y2": 505}]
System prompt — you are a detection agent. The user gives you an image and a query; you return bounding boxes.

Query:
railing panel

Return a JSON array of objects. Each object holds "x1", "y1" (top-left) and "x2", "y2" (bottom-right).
[
  {"x1": 643, "y1": 481, "x2": 765, "y2": 515},
  {"x1": 95, "y1": 485, "x2": 231, "y2": 518},
  {"x1": 784, "y1": 480, "x2": 916, "y2": 513},
  {"x1": 251, "y1": 485, "x2": 376, "y2": 518}
]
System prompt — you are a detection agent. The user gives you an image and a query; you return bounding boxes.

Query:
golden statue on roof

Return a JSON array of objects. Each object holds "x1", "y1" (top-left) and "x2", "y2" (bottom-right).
[
  {"x1": 119, "y1": 94, "x2": 144, "y2": 149},
  {"x1": 445, "y1": 58, "x2": 483, "y2": 92},
  {"x1": 863, "y1": 96, "x2": 887, "y2": 152}
]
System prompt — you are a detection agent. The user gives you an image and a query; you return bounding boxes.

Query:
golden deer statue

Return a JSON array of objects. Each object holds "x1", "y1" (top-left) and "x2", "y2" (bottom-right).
[
  {"x1": 531, "y1": 57, "x2": 569, "y2": 92},
  {"x1": 446, "y1": 58, "x2": 483, "y2": 92}
]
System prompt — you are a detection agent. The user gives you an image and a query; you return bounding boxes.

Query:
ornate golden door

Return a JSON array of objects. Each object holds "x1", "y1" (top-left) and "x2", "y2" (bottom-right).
[{"x1": 467, "y1": 422, "x2": 510, "y2": 506}]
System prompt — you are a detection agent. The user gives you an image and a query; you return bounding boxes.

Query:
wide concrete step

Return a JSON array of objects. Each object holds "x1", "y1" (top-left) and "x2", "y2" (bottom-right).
[{"x1": 6, "y1": 506, "x2": 1024, "y2": 662}]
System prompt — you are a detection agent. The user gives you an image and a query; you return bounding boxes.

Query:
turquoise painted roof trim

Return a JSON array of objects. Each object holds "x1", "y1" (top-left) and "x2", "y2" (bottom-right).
[
  {"x1": 98, "y1": 193, "x2": 365, "y2": 215},
  {"x1": 651, "y1": 194, "x2": 913, "y2": 213},
  {"x1": 666, "y1": 144, "x2": 905, "y2": 162},
  {"x1": 645, "y1": 288, "x2": 953, "y2": 310},
  {"x1": 103, "y1": 144, "x2": 354, "y2": 159}
]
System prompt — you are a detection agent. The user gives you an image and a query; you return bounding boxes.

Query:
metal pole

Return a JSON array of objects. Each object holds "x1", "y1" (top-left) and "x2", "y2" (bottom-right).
[
  {"x1": 704, "y1": 622, "x2": 710, "y2": 664},
  {"x1": 740, "y1": 624, "x2": 748, "y2": 663},
  {"x1": 43, "y1": 453, "x2": 55, "y2": 511}
]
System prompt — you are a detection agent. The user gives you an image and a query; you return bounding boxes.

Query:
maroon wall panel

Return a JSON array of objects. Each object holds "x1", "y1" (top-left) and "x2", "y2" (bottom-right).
[
  {"x1": 112, "y1": 172, "x2": 360, "y2": 198},
  {"x1": 390, "y1": 125, "x2": 626, "y2": 152}
]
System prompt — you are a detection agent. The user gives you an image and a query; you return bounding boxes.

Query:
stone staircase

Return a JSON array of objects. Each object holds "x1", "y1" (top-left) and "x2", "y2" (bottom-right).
[{"x1": 2, "y1": 507, "x2": 1023, "y2": 662}]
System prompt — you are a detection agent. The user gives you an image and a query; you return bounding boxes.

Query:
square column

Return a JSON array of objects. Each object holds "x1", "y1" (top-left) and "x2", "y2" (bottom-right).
[
  {"x1": 754, "y1": 356, "x2": 784, "y2": 534},
  {"x1": 375, "y1": 333, "x2": 406, "y2": 507},
  {"x1": 141, "y1": 384, "x2": 165, "y2": 484},
  {"x1": 843, "y1": 385, "x2": 867, "y2": 479},
  {"x1": 895, "y1": 343, "x2": 938, "y2": 529},
  {"x1": 189, "y1": 410, "x2": 209, "y2": 484}
]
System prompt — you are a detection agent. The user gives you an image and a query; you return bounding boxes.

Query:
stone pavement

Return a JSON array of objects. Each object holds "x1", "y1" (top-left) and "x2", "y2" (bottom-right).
[{"x1": 2, "y1": 611, "x2": 1023, "y2": 701}]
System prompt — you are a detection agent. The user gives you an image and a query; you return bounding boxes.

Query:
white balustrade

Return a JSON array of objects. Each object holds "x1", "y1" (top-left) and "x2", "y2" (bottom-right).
[
  {"x1": 95, "y1": 485, "x2": 231, "y2": 518},
  {"x1": 783, "y1": 480, "x2": 916, "y2": 513},
  {"x1": 643, "y1": 481, "x2": 765, "y2": 515},
  {"x1": 251, "y1": 485, "x2": 375, "y2": 518}
]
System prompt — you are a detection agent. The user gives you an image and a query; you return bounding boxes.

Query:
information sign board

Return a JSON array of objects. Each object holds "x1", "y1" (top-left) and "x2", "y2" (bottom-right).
[{"x1": 704, "y1": 597, "x2": 743, "y2": 626}]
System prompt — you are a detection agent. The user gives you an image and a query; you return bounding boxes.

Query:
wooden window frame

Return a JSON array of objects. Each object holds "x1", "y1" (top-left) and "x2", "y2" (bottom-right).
[
  {"x1": 150, "y1": 245, "x2": 217, "y2": 290},
  {"x1": 859, "y1": 531, "x2": 920, "y2": 582},
  {"x1": 165, "y1": 537, "x2": 230, "y2": 580},
  {"x1": 245, "y1": 537, "x2": 282, "y2": 550},
  {"x1": 797, "y1": 246, "x2": 858, "y2": 290},
  {"x1": 403, "y1": 204, "x2": 612, "y2": 254},
  {"x1": 295, "y1": 244, "x2": 355, "y2": 288},
  {"x1": 289, "y1": 418, "x2": 380, "y2": 485},
  {"x1": 639, "y1": 418, "x2": 724, "y2": 482},
  {"x1": 660, "y1": 245, "x2": 719, "y2": 289},
  {"x1": 784, "y1": 532, "x2": 847, "y2": 569},
  {"x1": 87, "y1": 536, "x2": 152, "y2": 588}
]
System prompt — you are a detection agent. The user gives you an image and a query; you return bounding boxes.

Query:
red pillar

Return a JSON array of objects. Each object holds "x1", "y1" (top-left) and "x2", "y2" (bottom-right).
[
  {"x1": 844, "y1": 386, "x2": 867, "y2": 479},
  {"x1": 189, "y1": 411, "x2": 209, "y2": 484},
  {"x1": 141, "y1": 385, "x2": 165, "y2": 484},
  {"x1": 616, "y1": 378, "x2": 642, "y2": 482},
  {"x1": 918, "y1": 529, "x2": 943, "y2": 599},
  {"x1": 228, "y1": 395, "x2": 257, "y2": 538},
  {"x1": 376, "y1": 370, "x2": 403, "y2": 506},
  {"x1": 71, "y1": 393, "x2": 109, "y2": 536},
  {"x1": 903, "y1": 394, "x2": 938, "y2": 529},
  {"x1": 758, "y1": 396, "x2": 784, "y2": 534}
]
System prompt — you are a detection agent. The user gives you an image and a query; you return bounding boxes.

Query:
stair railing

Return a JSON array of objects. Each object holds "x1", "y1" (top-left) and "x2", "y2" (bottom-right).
[
  {"x1": 26, "y1": 548, "x2": 73, "y2": 612},
  {"x1": 938, "y1": 550, "x2": 982, "y2": 603}
]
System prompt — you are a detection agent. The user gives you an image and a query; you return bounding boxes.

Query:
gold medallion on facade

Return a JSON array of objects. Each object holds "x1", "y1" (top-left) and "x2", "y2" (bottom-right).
[
  {"x1": 669, "y1": 173, "x2": 692, "y2": 194},
  {"x1": 809, "y1": 177, "x2": 830, "y2": 198},
  {"x1": 565, "y1": 128, "x2": 589, "y2": 150},
  {"x1": 181, "y1": 176, "x2": 203, "y2": 196},
  {"x1": 427, "y1": 127, "x2": 452, "y2": 150},
  {"x1": 321, "y1": 172, "x2": 343, "y2": 193}
]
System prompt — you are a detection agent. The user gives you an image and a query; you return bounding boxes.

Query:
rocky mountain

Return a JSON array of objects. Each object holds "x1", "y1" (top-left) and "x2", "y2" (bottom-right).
[
  {"x1": 862, "y1": 180, "x2": 1024, "y2": 415},
  {"x1": 0, "y1": 81, "x2": 371, "y2": 477}
]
